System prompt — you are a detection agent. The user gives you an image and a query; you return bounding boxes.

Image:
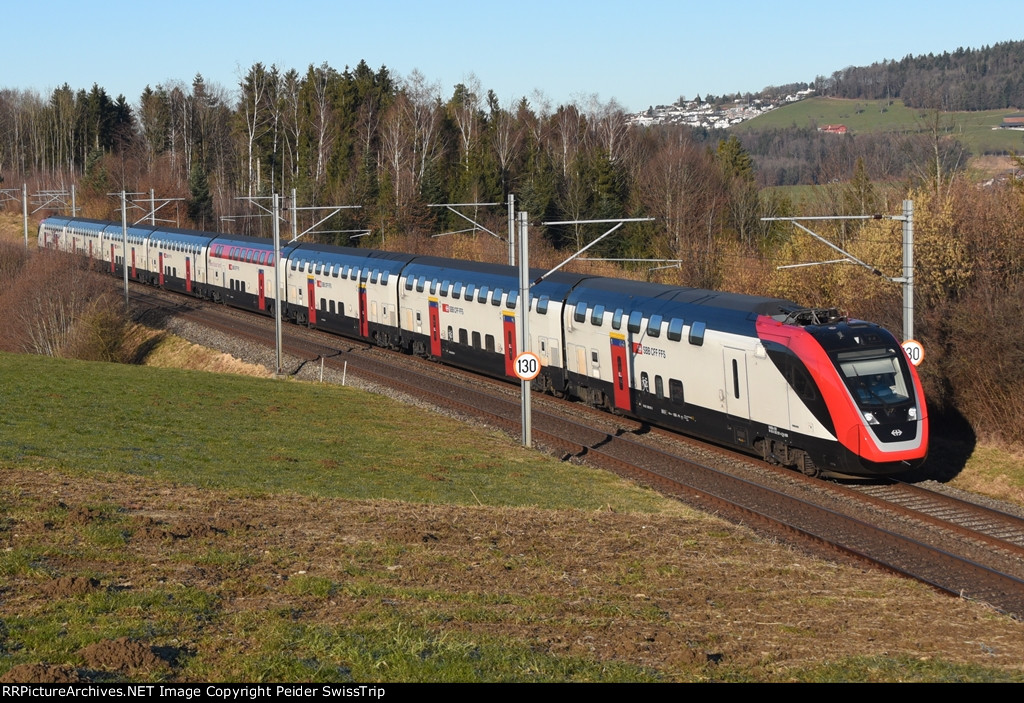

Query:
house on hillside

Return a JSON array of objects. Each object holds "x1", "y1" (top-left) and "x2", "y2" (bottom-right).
[
  {"x1": 1000, "y1": 114, "x2": 1024, "y2": 130},
  {"x1": 819, "y1": 124, "x2": 848, "y2": 135}
]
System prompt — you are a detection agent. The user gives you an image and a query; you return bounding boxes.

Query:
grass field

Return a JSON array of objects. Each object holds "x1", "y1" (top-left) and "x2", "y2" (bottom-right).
[
  {"x1": 737, "y1": 97, "x2": 1024, "y2": 155},
  {"x1": 0, "y1": 352, "x2": 672, "y2": 512},
  {"x1": 3, "y1": 351, "x2": 1024, "y2": 682}
]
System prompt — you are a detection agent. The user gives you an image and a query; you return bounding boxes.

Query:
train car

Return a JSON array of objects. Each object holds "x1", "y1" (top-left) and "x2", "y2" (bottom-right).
[
  {"x1": 144, "y1": 227, "x2": 216, "y2": 295},
  {"x1": 39, "y1": 217, "x2": 157, "y2": 282},
  {"x1": 395, "y1": 257, "x2": 587, "y2": 383},
  {"x1": 37, "y1": 215, "x2": 928, "y2": 478},
  {"x1": 561, "y1": 277, "x2": 927, "y2": 476},
  {"x1": 284, "y1": 244, "x2": 414, "y2": 346},
  {"x1": 205, "y1": 233, "x2": 283, "y2": 312}
]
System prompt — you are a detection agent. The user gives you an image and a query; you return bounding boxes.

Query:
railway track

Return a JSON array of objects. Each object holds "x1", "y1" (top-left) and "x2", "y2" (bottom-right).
[{"x1": 130, "y1": 284, "x2": 1024, "y2": 619}]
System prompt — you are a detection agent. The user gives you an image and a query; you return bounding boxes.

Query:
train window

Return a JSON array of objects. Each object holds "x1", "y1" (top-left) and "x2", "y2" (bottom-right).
[
  {"x1": 465, "y1": 283, "x2": 476, "y2": 300},
  {"x1": 655, "y1": 375, "x2": 664, "y2": 398},
  {"x1": 612, "y1": 308, "x2": 623, "y2": 329},
  {"x1": 574, "y1": 301, "x2": 587, "y2": 323},
  {"x1": 485, "y1": 334, "x2": 495, "y2": 352},
  {"x1": 668, "y1": 318, "x2": 684, "y2": 341},
  {"x1": 381, "y1": 271, "x2": 390, "y2": 284},
  {"x1": 372, "y1": 268, "x2": 380, "y2": 284},
  {"x1": 459, "y1": 328, "x2": 468, "y2": 345},
  {"x1": 416, "y1": 276, "x2": 426, "y2": 293},
  {"x1": 472, "y1": 331, "x2": 481, "y2": 349},
  {"x1": 330, "y1": 301, "x2": 335, "y2": 314},
  {"x1": 507, "y1": 290, "x2": 518, "y2": 309},
  {"x1": 689, "y1": 321, "x2": 706, "y2": 346},
  {"x1": 591, "y1": 305, "x2": 605, "y2": 326},
  {"x1": 340, "y1": 302, "x2": 345, "y2": 316},
  {"x1": 248, "y1": 250, "x2": 257, "y2": 263},
  {"x1": 405, "y1": 277, "x2": 414, "y2": 291},
  {"x1": 670, "y1": 379, "x2": 684, "y2": 405},
  {"x1": 647, "y1": 315, "x2": 663, "y2": 337},
  {"x1": 537, "y1": 296, "x2": 549, "y2": 314},
  {"x1": 640, "y1": 372, "x2": 650, "y2": 393},
  {"x1": 267, "y1": 253, "x2": 274, "y2": 266},
  {"x1": 341, "y1": 265, "x2": 350, "y2": 278},
  {"x1": 428, "y1": 279, "x2": 437, "y2": 295},
  {"x1": 447, "y1": 326, "x2": 453, "y2": 341},
  {"x1": 478, "y1": 286, "x2": 489, "y2": 303},
  {"x1": 628, "y1": 310, "x2": 643, "y2": 334},
  {"x1": 732, "y1": 360, "x2": 740, "y2": 399},
  {"x1": 290, "y1": 259, "x2": 297, "y2": 271},
  {"x1": 591, "y1": 350, "x2": 599, "y2": 364},
  {"x1": 452, "y1": 282, "x2": 463, "y2": 299},
  {"x1": 492, "y1": 288, "x2": 504, "y2": 306}
]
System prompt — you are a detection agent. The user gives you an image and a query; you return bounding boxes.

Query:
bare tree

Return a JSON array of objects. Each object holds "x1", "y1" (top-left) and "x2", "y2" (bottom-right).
[{"x1": 238, "y1": 62, "x2": 274, "y2": 197}]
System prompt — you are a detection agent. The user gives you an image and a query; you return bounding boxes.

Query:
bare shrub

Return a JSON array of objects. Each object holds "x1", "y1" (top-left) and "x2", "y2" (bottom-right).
[
  {"x1": 0, "y1": 241, "x2": 29, "y2": 298},
  {"x1": 944, "y1": 281, "x2": 1024, "y2": 445},
  {"x1": 0, "y1": 249, "x2": 129, "y2": 360}
]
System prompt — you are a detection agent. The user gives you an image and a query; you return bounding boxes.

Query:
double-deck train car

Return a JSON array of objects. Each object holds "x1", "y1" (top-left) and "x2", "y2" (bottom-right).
[{"x1": 38, "y1": 216, "x2": 928, "y2": 478}]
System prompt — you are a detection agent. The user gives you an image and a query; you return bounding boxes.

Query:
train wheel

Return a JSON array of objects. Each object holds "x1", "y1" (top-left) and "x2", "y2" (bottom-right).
[{"x1": 797, "y1": 452, "x2": 820, "y2": 477}]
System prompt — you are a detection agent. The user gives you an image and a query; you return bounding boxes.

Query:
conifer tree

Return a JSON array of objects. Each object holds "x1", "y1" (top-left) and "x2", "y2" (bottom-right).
[{"x1": 187, "y1": 164, "x2": 214, "y2": 230}]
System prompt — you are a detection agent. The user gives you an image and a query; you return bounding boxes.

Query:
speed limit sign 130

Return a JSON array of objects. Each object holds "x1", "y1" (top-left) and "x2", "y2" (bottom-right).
[
  {"x1": 902, "y1": 339, "x2": 924, "y2": 366},
  {"x1": 514, "y1": 352, "x2": 541, "y2": 380}
]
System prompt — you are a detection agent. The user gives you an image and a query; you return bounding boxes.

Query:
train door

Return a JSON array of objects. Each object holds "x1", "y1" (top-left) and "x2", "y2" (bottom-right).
[
  {"x1": 428, "y1": 299, "x2": 441, "y2": 356},
  {"x1": 185, "y1": 257, "x2": 192, "y2": 293},
  {"x1": 131, "y1": 248, "x2": 137, "y2": 279},
  {"x1": 306, "y1": 276, "x2": 316, "y2": 325},
  {"x1": 502, "y1": 313, "x2": 517, "y2": 377},
  {"x1": 723, "y1": 348, "x2": 751, "y2": 420},
  {"x1": 609, "y1": 333, "x2": 631, "y2": 411},
  {"x1": 257, "y1": 269, "x2": 266, "y2": 310},
  {"x1": 158, "y1": 253, "x2": 165, "y2": 286},
  {"x1": 110, "y1": 244, "x2": 116, "y2": 273},
  {"x1": 358, "y1": 284, "x2": 369, "y2": 337}
]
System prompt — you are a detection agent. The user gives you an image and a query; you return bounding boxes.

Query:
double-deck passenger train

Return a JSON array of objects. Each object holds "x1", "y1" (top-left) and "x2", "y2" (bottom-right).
[{"x1": 39, "y1": 216, "x2": 928, "y2": 478}]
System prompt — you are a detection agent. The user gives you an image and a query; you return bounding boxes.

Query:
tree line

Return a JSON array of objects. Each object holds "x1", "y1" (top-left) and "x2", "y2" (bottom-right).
[
  {"x1": 814, "y1": 40, "x2": 1024, "y2": 111},
  {"x1": 0, "y1": 60, "x2": 803, "y2": 280},
  {"x1": 3, "y1": 59, "x2": 1024, "y2": 451}
]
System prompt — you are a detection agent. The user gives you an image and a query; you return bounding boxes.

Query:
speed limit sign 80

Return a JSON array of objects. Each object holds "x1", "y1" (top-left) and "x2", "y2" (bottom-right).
[{"x1": 514, "y1": 352, "x2": 541, "y2": 380}]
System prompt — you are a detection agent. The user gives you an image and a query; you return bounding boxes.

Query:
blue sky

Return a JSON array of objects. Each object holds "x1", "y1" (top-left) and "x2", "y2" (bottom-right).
[{"x1": 8, "y1": 1, "x2": 1020, "y2": 112}]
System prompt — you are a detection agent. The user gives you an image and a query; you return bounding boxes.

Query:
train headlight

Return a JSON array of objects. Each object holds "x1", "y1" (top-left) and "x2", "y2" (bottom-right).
[
  {"x1": 907, "y1": 407, "x2": 917, "y2": 421},
  {"x1": 863, "y1": 412, "x2": 879, "y2": 426}
]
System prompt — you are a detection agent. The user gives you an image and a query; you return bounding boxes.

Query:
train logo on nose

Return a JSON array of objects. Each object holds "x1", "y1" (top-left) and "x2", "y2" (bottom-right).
[{"x1": 891, "y1": 429, "x2": 903, "y2": 437}]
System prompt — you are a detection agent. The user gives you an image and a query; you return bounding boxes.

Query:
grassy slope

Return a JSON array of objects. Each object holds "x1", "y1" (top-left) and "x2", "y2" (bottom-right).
[
  {"x1": 736, "y1": 97, "x2": 1024, "y2": 155},
  {"x1": 0, "y1": 352, "x2": 674, "y2": 512},
  {"x1": 3, "y1": 352, "x2": 1024, "y2": 683}
]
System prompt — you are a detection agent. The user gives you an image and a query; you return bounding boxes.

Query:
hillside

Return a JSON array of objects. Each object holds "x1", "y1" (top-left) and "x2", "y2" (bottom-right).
[
  {"x1": 737, "y1": 96, "x2": 1024, "y2": 156},
  {"x1": 2, "y1": 353, "x2": 1024, "y2": 682}
]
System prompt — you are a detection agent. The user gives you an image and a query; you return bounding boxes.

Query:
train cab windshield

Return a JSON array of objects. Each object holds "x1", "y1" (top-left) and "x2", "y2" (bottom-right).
[{"x1": 835, "y1": 348, "x2": 911, "y2": 409}]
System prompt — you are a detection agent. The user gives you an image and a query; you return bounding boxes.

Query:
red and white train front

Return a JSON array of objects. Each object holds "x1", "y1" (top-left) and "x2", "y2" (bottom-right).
[{"x1": 758, "y1": 315, "x2": 928, "y2": 476}]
